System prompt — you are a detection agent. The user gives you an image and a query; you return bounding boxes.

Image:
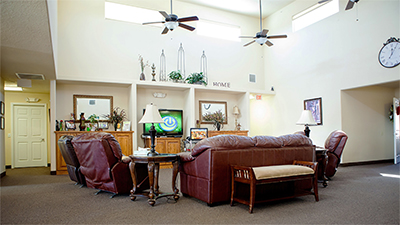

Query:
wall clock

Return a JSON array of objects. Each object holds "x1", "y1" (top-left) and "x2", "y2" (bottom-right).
[{"x1": 378, "y1": 37, "x2": 400, "y2": 68}]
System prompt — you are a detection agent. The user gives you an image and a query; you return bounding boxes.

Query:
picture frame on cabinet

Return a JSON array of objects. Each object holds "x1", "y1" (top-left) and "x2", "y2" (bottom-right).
[
  {"x1": 65, "y1": 120, "x2": 76, "y2": 130},
  {"x1": 0, "y1": 101, "x2": 4, "y2": 115},
  {"x1": 98, "y1": 122, "x2": 109, "y2": 129},
  {"x1": 122, "y1": 121, "x2": 131, "y2": 131},
  {"x1": 304, "y1": 97, "x2": 322, "y2": 125},
  {"x1": 0, "y1": 116, "x2": 4, "y2": 130}
]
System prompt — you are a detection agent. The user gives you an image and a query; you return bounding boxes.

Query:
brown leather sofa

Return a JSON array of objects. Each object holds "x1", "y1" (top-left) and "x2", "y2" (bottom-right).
[
  {"x1": 178, "y1": 134, "x2": 315, "y2": 205},
  {"x1": 57, "y1": 135, "x2": 86, "y2": 185},
  {"x1": 324, "y1": 130, "x2": 348, "y2": 178},
  {"x1": 71, "y1": 132, "x2": 148, "y2": 195}
]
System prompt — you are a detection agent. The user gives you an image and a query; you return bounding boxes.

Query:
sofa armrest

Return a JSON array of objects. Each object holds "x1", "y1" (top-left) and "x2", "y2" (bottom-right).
[
  {"x1": 178, "y1": 152, "x2": 196, "y2": 162},
  {"x1": 121, "y1": 155, "x2": 131, "y2": 164}
]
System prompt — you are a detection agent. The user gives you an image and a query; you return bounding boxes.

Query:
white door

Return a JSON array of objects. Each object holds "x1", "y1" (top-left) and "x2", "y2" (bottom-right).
[
  {"x1": 394, "y1": 98, "x2": 400, "y2": 164},
  {"x1": 13, "y1": 104, "x2": 47, "y2": 168}
]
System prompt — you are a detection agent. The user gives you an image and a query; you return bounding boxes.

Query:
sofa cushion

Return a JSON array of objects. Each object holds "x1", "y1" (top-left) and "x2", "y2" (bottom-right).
[
  {"x1": 192, "y1": 135, "x2": 255, "y2": 157},
  {"x1": 252, "y1": 136, "x2": 283, "y2": 148},
  {"x1": 280, "y1": 134, "x2": 313, "y2": 147}
]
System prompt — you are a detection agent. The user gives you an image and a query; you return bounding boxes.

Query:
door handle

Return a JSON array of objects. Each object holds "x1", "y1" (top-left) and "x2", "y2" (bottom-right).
[{"x1": 41, "y1": 138, "x2": 45, "y2": 142}]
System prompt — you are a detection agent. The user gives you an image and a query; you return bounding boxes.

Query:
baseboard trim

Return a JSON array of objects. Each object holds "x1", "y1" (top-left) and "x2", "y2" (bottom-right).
[
  {"x1": 1, "y1": 171, "x2": 6, "y2": 178},
  {"x1": 50, "y1": 171, "x2": 57, "y2": 175},
  {"x1": 340, "y1": 159, "x2": 393, "y2": 167},
  {"x1": 5, "y1": 165, "x2": 11, "y2": 169}
]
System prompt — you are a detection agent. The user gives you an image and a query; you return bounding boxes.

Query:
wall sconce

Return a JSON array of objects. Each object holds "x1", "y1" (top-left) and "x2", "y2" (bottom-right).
[{"x1": 25, "y1": 97, "x2": 40, "y2": 103}]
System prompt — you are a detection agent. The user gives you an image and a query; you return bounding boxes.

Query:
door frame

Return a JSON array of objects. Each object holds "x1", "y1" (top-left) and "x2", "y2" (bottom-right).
[{"x1": 11, "y1": 103, "x2": 48, "y2": 168}]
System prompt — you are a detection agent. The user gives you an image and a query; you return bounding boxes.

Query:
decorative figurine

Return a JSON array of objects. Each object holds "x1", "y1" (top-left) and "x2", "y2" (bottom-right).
[
  {"x1": 79, "y1": 113, "x2": 86, "y2": 131},
  {"x1": 59, "y1": 120, "x2": 64, "y2": 131},
  {"x1": 55, "y1": 120, "x2": 60, "y2": 131},
  {"x1": 151, "y1": 63, "x2": 156, "y2": 81}
]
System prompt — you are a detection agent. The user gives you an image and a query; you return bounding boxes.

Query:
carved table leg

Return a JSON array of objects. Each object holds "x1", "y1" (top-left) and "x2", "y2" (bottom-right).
[
  {"x1": 147, "y1": 161, "x2": 156, "y2": 206},
  {"x1": 172, "y1": 159, "x2": 180, "y2": 200},
  {"x1": 154, "y1": 163, "x2": 160, "y2": 195},
  {"x1": 129, "y1": 161, "x2": 137, "y2": 201}
]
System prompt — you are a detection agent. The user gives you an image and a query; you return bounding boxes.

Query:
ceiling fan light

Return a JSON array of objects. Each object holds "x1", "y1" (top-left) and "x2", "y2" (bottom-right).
[
  {"x1": 255, "y1": 38, "x2": 267, "y2": 45},
  {"x1": 165, "y1": 21, "x2": 178, "y2": 30}
]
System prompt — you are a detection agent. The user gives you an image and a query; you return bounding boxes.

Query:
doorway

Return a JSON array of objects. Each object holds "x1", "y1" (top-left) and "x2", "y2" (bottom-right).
[
  {"x1": 12, "y1": 103, "x2": 47, "y2": 168},
  {"x1": 394, "y1": 98, "x2": 400, "y2": 164}
]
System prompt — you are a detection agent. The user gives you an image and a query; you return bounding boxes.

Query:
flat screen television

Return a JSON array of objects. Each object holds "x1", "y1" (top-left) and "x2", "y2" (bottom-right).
[{"x1": 142, "y1": 109, "x2": 183, "y2": 137}]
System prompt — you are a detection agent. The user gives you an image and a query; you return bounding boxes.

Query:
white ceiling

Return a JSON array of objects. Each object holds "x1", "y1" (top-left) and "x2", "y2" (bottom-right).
[{"x1": 179, "y1": 0, "x2": 295, "y2": 18}]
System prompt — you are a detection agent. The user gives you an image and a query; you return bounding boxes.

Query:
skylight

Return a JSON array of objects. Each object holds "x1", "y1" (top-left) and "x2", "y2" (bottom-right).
[
  {"x1": 197, "y1": 20, "x2": 241, "y2": 42},
  {"x1": 292, "y1": 0, "x2": 339, "y2": 32},
  {"x1": 105, "y1": 2, "x2": 162, "y2": 26}
]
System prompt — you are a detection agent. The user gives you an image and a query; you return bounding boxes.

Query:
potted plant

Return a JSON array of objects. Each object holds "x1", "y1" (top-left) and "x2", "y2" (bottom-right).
[
  {"x1": 138, "y1": 55, "x2": 149, "y2": 80},
  {"x1": 88, "y1": 114, "x2": 99, "y2": 131},
  {"x1": 202, "y1": 109, "x2": 226, "y2": 131},
  {"x1": 168, "y1": 70, "x2": 184, "y2": 83},
  {"x1": 105, "y1": 107, "x2": 127, "y2": 131},
  {"x1": 186, "y1": 72, "x2": 207, "y2": 86}
]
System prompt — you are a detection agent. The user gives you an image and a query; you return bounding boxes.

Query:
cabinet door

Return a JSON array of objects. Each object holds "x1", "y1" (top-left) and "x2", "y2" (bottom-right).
[
  {"x1": 114, "y1": 133, "x2": 133, "y2": 156},
  {"x1": 166, "y1": 139, "x2": 181, "y2": 154},
  {"x1": 154, "y1": 139, "x2": 167, "y2": 154}
]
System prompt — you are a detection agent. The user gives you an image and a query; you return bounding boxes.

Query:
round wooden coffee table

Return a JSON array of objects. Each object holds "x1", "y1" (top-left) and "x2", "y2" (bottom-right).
[{"x1": 129, "y1": 154, "x2": 180, "y2": 206}]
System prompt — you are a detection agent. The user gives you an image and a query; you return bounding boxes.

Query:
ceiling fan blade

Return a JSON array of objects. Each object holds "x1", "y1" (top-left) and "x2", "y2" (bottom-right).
[
  {"x1": 178, "y1": 23, "x2": 196, "y2": 31},
  {"x1": 244, "y1": 40, "x2": 256, "y2": 47},
  {"x1": 159, "y1": 11, "x2": 170, "y2": 19},
  {"x1": 266, "y1": 40, "x2": 274, "y2": 47},
  {"x1": 261, "y1": 29, "x2": 269, "y2": 36},
  {"x1": 318, "y1": 0, "x2": 331, "y2": 3},
  {"x1": 178, "y1": 16, "x2": 199, "y2": 22},
  {"x1": 345, "y1": 0, "x2": 355, "y2": 10},
  {"x1": 142, "y1": 21, "x2": 165, "y2": 25},
  {"x1": 239, "y1": 36, "x2": 256, "y2": 39},
  {"x1": 267, "y1": 34, "x2": 287, "y2": 39},
  {"x1": 161, "y1": 26, "x2": 169, "y2": 34}
]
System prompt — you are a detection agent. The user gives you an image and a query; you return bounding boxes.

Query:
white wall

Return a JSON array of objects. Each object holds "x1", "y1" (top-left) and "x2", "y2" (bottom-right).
[
  {"x1": 262, "y1": 0, "x2": 400, "y2": 155},
  {"x1": 341, "y1": 86, "x2": 395, "y2": 163},
  {"x1": 0, "y1": 76, "x2": 5, "y2": 174},
  {"x1": 56, "y1": 0, "x2": 265, "y2": 91}
]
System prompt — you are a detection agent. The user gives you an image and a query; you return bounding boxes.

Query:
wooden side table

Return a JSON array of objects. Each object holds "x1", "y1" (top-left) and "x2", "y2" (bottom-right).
[
  {"x1": 315, "y1": 148, "x2": 328, "y2": 187},
  {"x1": 129, "y1": 154, "x2": 180, "y2": 206}
]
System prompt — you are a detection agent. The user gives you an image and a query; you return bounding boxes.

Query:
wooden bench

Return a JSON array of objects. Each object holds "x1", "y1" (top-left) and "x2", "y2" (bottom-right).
[{"x1": 230, "y1": 161, "x2": 319, "y2": 213}]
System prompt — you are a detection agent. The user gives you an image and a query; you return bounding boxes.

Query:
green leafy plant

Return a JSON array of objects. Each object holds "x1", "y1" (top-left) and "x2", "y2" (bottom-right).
[
  {"x1": 105, "y1": 107, "x2": 126, "y2": 124},
  {"x1": 186, "y1": 72, "x2": 207, "y2": 86},
  {"x1": 168, "y1": 70, "x2": 183, "y2": 82},
  {"x1": 88, "y1": 114, "x2": 99, "y2": 123},
  {"x1": 203, "y1": 109, "x2": 225, "y2": 124}
]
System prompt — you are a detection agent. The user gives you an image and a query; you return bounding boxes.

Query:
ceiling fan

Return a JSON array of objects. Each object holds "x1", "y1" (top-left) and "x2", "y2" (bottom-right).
[
  {"x1": 318, "y1": 0, "x2": 359, "y2": 10},
  {"x1": 239, "y1": 0, "x2": 287, "y2": 47},
  {"x1": 142, "y1": 0, "x2": 199, "y2": 34}
]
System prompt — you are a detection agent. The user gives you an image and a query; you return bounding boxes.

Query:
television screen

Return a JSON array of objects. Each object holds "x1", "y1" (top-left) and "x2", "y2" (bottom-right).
[{"x1": 143, "y1": 109, "x2": 183, "y2": 137}]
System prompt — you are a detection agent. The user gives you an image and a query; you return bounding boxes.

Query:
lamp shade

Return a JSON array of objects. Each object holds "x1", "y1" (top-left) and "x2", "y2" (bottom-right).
[
  {"x1": 296, "y1": 110, "x2": 317, "y2": 126},
  {"x1": 138, "y1": 103, "x2": 164, "y2": 124},
  {"x1": 233, "y1": 106, "x2": 240, "y2": 115}
]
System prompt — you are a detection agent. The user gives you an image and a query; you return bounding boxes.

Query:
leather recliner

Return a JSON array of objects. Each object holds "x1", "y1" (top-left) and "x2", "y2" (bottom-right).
[
  {"x1": 71, "y1": 132, "x2": 148, "y2": 195},
  {"x1": 324, "y1": 130, "x2": 348, "y2": 178},
  {"x1": 58, "y1": 135, "x2": 86, "y2": 185}
]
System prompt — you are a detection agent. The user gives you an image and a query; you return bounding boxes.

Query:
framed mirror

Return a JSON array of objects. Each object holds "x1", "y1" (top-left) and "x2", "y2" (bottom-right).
[
  {"x1": 73, "y1": 95, "x2": 113, "y2": 121},
  {"x1": 199, "y1": 100, "x2": 228, "y2": 124}
]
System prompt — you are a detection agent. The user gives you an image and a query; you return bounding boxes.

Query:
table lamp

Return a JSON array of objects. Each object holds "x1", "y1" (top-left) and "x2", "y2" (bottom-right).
[
  {"x1": 139, "y1": 103, "x2": 165, "y2": 156},
  {"x1": 296, "y1": 110, "x2": 317, "y2": 137},
  {"x1": 233, "y1": 106, "x2": 240, "y2": 130}
]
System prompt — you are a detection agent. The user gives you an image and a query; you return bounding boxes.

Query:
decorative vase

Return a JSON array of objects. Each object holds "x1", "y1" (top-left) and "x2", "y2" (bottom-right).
[
  {"x1": 114, "y1": 123, "x2": 118, "y2": 131},
  {"x1": 140, "y1": 72, "x2": 145, "y2": 81},
  {"x1": 215, "y1": 122, "x2": 221, "y2": 131}
]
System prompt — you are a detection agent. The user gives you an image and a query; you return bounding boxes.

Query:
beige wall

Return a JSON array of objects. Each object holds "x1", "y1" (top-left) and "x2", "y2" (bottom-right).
[
  {"x1": 4, "y1": 92, "x2": 51, "y2": 166},
  {"x1": 56, "y1": 82, "x2": 131, "y2": 128},
  {"x1": 0, "y1": 77, "x2": 5, "y2": 173},
  {"x1": 261, "y1": 0, "x2": 400, "y2": 159},
  {"x1": 341, "y1": 86, "x2": 395, "y2": 163},
  {"x1": 56, "y1": 0, "x2": 265, "y2": 91}
]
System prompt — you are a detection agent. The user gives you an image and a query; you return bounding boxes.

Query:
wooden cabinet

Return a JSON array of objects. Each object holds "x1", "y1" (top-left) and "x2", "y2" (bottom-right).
[
  {"x1": 144, "y1": 137, "x2": 182, "y2": 168},
  {"x1": 208, "y1": 130, "x2": 248, "y2": 137},
  {"x1": 55, "y1": 131, "x2": 134, "y2": 175}
]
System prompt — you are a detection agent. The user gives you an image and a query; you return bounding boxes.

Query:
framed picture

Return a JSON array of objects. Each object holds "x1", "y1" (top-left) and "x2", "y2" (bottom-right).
[
  {"x1": 190, "y1": 128, "x2": 208, "y2": 140},
  {"x1": 0, "y1": 116, "x2": 4, "y2": 130},
  {"x1": 65, "y1": 121, "x2": 76, "y2": 130},
  {"x1": 122, "y1": 121, "x2": 131, "y2": 131},
  {"x1": 304, "y1": 97, "x2": 322, "y2": 125},
  {"x1": 98, "y1": 122, "x2": 109, "y2": 129},
  {"x1": 0, "y1": 101, "x2": 4, "y2": 115},
  {"x1": 199, "y1": 101, "x2": 227, "y2": 124}
]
